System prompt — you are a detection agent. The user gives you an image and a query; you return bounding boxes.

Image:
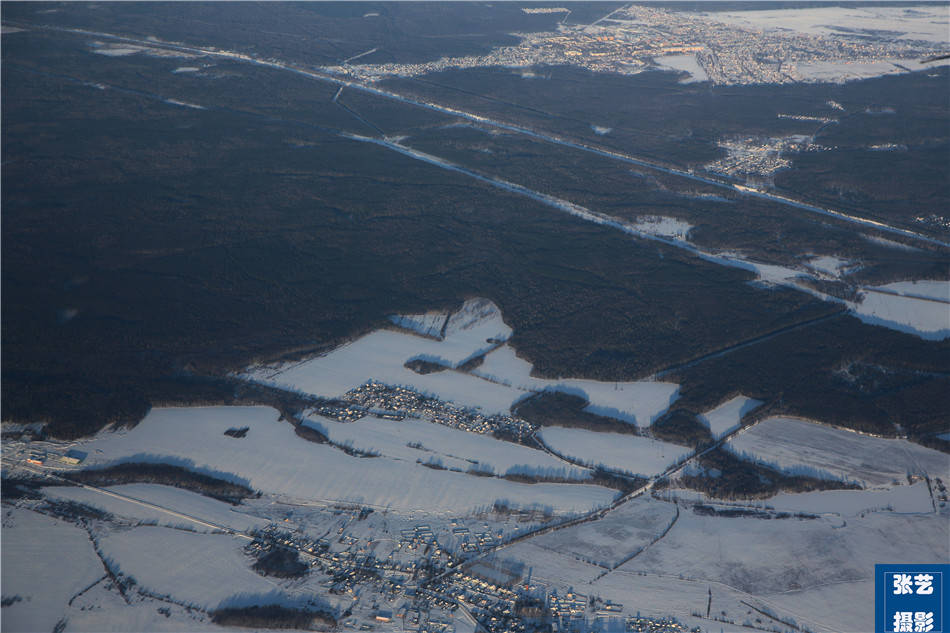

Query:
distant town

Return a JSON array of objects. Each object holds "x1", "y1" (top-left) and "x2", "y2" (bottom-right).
[{"x1": 325, "y1": 5, "x2": 943, "y2": 85}]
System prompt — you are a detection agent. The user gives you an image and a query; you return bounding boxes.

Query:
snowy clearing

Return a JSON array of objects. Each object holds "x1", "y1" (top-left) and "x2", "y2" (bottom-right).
[
  {"x1": 726, "y1": 416, "x2": 950, "y2": 487},
  {"x1": 1, "y1": 507, "x2": 104, "y2": 633},
  {"x1": 653, "y1": 53, "x2": 708, "y2": 82},
  {"x1": 249, "y1": 300, "x2": 678, "y2": 425},
  {"x1": 42, "y1": 483, "x2": 269, "y2": 533},
  {"x1": 307, "y1": 414, "x2": 589, "y2": 480},
  {"x1": 697, "y1": 395, "x2": 762, "y2": 438},
  {"x1": 537, "y1": 427, "x2": 691, "y2": 477},
  {"x1": 74, "y1": 406, "x2": 616, "y2": 514},
  {"x1": 632, "y1": 215, "x2": 693, "y2": 240},
  {"x1": 849, "y1": 286, "x2": 950, "y2": 340},
  {"x1": 474, "y1": 344, "x2": 679, "y2": 427},
  {"x1": 806, "y1": 255, "x2": 853, "y2": 276}
]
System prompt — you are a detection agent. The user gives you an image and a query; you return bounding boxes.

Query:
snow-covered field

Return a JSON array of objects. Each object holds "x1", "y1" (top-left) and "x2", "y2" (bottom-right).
[
  {"x1": 474, "y1": 345, "x2": 679, "y2": 427},
  {"x1": 248, "y1": 328, "x2": 524, "y2": 415},
  {"x1": 392, "y1": 298, "x2": 509, "y2": 347},
  {"x1": 97, "y1": 527, "x2": 289, "y2": 609},
  {"x1": 697, "y1": 395, "x2": 762, "y2": 438},
  {"x1": 852, "y1": 285, "x2": 950, "y2": 339},
  {"x1": 537, "y1": 427, "x2": 691, "y2": 477},
  {"x1": 520, "y1": 496, "x2": 677, "y2": 567},
  {"x1": 877, "y1": 279, "x2": 950, "y2": 302},
  {"x1": 308, "y1": 414, "x2": 590, "y2": 479},
  {"x1": 795, "y1": 59, "x2": 919, "y2": 83},
  {"x1": 667, "y1": 481, "x2": 935, "y2": 517},
  {"x1": 703, "y1": 5, "x2": 950, "y2": 46},
  {"x1": 726, "y1": 417, "x2": 950, "y2": 487},
  {"x1": 766, "y1": 481, "x2": 934, "y2": 516},
  {"x1": 622, "y1": 505, "x2": 948, "y2": 633},
  {"x1": 504, "y1": 520, "x2": 799, "y2": 632},
  {"x1": 60, "y1": 587, "x2": 226, "y2": 633},
  {"x1": 1, "y1": 507, "x2": 105, "y2": 633},
  {"x1": 248, "y1": 299, "x2": 679, "y2": 426},
  {"x1": 246, "y1": 299, "x2": 527, "y2": 414},
  {"x1": 42, "y1": 483, "x2": 269, "y2": 533},
  {"x1": 74, "y1": 406, "x2": 616, "y2": 514}
]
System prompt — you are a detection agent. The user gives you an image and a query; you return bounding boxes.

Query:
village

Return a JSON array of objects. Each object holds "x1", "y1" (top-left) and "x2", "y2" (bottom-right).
[
  {"x1": 325, "y1": 4, "x2": 941, "y2": 86},
  {"x1": 324, "y1": 382, "x2": 536, "y2": 441},
  {"x1": 246, "y1": 514, "x2": 700, "y2": 633}
]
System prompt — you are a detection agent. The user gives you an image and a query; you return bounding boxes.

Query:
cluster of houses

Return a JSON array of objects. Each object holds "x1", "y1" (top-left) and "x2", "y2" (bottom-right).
[
  {"x1": 339, "y1": 382, "x2": 535, "y2": 440},
  {"x1": 239, "y1": 512, "x2": 700, "y2": 633}
]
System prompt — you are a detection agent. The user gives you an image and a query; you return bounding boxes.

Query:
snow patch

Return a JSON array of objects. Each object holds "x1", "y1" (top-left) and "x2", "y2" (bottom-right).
[
  {"x1": 850, "y1": 285, "x2": 950, "y2": 340},
  {"x1": 632, "y1": 215, "x2": 692, "y2": 240}
]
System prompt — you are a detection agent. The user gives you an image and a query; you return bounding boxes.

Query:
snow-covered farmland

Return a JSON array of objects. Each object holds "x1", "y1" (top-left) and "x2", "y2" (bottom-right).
[
  {"x1": 75, "y1": 406, "x2": 616, "y2": 514},
  {"x1": 42, "y1": 483, "x2": 268, "y2": 533},
  {"x1": 537, "y1": 427, "x2": 691, "y2": 477},
  {"x1": 246, "y1": 300, "x2": 525, "y2": 414},
  {"x1": 520, "y1": 496, "x2": 677, "y2": 568},
  {"x1": 766, "y1": 481, "x2": 935, "y2": 516},
  {"x1": 668, "y1": 481, "x2": 935, "y2": 517},
  {"x1": 703, "y1": 5, "x2": 950, "y2": 46},
  {"x1": 97, "y1": 527, "x2": 288, "y2": 610},
  {"x1": 726, "y1": 417, "x2": 950, "y2": 487},
  {"x1": 474, "y1": 345, "x2": 679, "y2": 427},
  {"x1": 248, "y1": 299, "x2": 679, "y2": 425},
  {"x1": 1, "y1": 507, "x2": 105, "y2": 633},
  {"x1": 697, "y1": 395, "x2": 762, "y2": 438},
  {"x1": 850, "y1": 284, "x2": 950, "y2": 340},
  {"x1": 307, "y1": 414, "x2": 589, "y2": 479},
  {"x1": 62, "y1": 588, "x2": 225, "y2": 633},
  {"x1": 877, "y1": 279, "x2": 950, "y2": 302},
  {"x1": 504, "y1": 534, "x2": 762, "y2": 632},
  {"x1": 622, "y1": 505, "x2": 948, "y2": 633}
]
